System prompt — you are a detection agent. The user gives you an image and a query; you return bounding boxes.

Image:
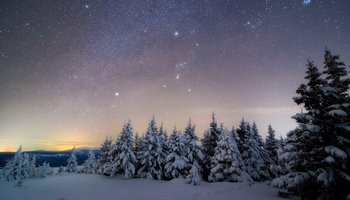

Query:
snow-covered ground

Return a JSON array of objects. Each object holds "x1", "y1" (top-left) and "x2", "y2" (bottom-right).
[{"x1": 0, "y1": 174, "x2": 282, "y2": 200}]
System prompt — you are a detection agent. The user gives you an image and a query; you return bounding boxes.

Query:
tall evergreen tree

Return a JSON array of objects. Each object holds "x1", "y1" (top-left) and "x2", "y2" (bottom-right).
[
  {"x1": 265, "y1": 124, "x2": 279, "y2": 165},
  {"x1": 66, "y1": 147, "x2": 78, "y2": 173},
  {"x1": 113, "y1": 121, "x2": 137, "y2": 178},
  {"x1": 201, "y1": 113, "x2": 221, "y2": 180},
  {"x1": 273, "y1": 50, "x2": 350, "y2": 199},
  {"x1": 183, "y1": 120, "x2": 204, "y2": 185},
  {"x1": 137, "y1": 116, "x2": 164, "y2": 180}
]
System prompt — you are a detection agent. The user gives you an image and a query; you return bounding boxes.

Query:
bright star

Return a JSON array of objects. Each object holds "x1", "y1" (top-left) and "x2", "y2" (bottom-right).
[
  {"x1": 302, "y1": 0, "x2": 311, "y2": 6},
  {"x1": 115, "y1": 92, "x2": 119, "y2": 96},
  {"x1": 176, "y1": 74, "x2": 180, "y2": 80},
  {"x1": 174, "y1": 31, "x2": 179, "y2": 37},
  {"x1": 85, "y1": 4, "x2": 89, "y2": 8},
  {"x1": 163, "y1": 84, "x2": 167, "y2": 88}
]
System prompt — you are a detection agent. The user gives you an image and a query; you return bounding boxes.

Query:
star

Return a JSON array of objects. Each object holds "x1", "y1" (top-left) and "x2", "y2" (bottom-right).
[
  {"x1": 174, "y1": 31, "x2": 179, "y2": 37},
  {"x1": 163, "y1": 84, "x2": 167, "y2": 88},
  {"x1": 85, "y1": 4, "x2": 89, "y2": 8},
  {"x1": 115, "y1": 92, "x2": 119, "y2": 96},
  {"x1": 176, "y1": 74, "x2": 180, "y2": 80},
  {"x1": 187, "y1": 88, "x2": 191, "y2": 92},
  {"x1": 302, "y1": 0, "x2": 311, "y2": 6}
]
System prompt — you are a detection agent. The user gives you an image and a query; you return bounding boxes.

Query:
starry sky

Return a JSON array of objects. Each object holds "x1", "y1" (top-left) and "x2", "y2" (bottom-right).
[{"x1": 1, "y1": 0, "x2": 350, "y2": 151}]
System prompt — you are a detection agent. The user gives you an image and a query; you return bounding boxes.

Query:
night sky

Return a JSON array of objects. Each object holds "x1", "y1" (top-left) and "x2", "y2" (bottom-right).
[{"x1": 1, "y1": 0, "x2": 350, "y2": 151}]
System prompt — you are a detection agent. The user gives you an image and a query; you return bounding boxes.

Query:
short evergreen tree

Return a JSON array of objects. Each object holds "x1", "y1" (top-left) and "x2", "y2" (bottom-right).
[
  {"x1": 1, "y1": 146, "x2": 31, "y2": 185},
  {"x1": 30, "y1": 155, "x2": 37, "y2": 178},
  {"x1": 82, "y1": 149, "x2": 97, "y2": 174},
  {"x1": 165, "y1": 127, "x2": 188, "y2": 179},
  {"x1": 238, "y1": 121, "x2": 270, "y2": 181},
  {"x1": 208, "y1": 129, "x2": 251, "y2": 182},
  {"x1": 66, "y1": 147, "x2": 78, "y2": 173},
  {"x1": 37, "y1": 162, "x2": 53, "y2": 178},
  {"x1": 97, "y1": 137, "x2": 112, "y2": 174}
]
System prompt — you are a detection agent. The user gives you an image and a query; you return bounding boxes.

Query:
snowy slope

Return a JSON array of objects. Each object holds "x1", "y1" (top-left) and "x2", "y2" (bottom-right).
[{"x1": 0, "y1": 174, "x2": 282, "y2": 200}]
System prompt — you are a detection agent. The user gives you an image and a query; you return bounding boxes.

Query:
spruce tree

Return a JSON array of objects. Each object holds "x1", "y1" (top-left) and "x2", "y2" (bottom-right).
[
  {"x1": 273, "y1": 50, "x2": 350, "y2": 199},
  {"x1": 183, "y1": 120, "x2": 204, "y2": 185},
  {"x1": 238, "y1": 121, "x2": 270, "y2": 181},
  {"x1": 208, "y1": 129, "x2": 251, "y2": 182},
  {"x1": 82, "y1": 149, "x2": 97, "y2": 174},
  {"x1": 165, "y1": 127, "x2": 188, "y2": 179},
  {"x1": 201, "y1": 113, "x2": 221, "y2": 180},
  {"x1": 66, "y1": 147, "x2": 78, "y2": 173},
  {"x1": 2, "y1": 146, "x2": 32, "y2": 185},
  {"x1": 137, "y1": 116, "x2": 164, "y2": 180},
  {"x1": 265, "y1": 125, "x2": 279, "y2": 165},
  {"x1": 97, "y1": 137, "x2": 112, "y2": 174},
  {"x1": 113, "y1": 121, "x2": 137, "y2": 178},
  {"x1": 37, "y1": 162, "x2": 53, "y2": 178}
]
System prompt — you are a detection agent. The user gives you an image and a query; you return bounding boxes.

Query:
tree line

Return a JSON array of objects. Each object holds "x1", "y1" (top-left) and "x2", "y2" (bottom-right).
[{"x1": 1, "y1": 49, "x2": 349, "y2": 199}]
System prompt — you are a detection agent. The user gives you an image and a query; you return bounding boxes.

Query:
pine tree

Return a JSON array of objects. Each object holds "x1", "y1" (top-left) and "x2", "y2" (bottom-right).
[
  {"x1": 238, "y1": 121, "x2": 270, "y2": 181},
  {"x1": 208, "y1": 129, "x2": 251, "y2": 182},
  {"x1": 113, "y1": 121, "x2": 137, "y2": 178},
  {"x1": 137, "y1": 116, "x2": 164, "y2": 180},
  {"x1": 1, "y1": 146, "x2": 31, "y2": 185},
  {"x1": 134, "y1": 133, "x2": 142, "y2": 152},
  {"x1": 82, "y1": 149, "x2": 97, "y2": 174},
  {"x1": 201, "y1": 113, "x2": 221, "y2": 180},
  {"x1": 97, "y1": 137, "x2": 112, "y2": 175},
  {"x1": 66, "y1": 147, "x2": 78, "y2": 173},
  {"x1": 105, "y1": 135, "x2": 122, "y2": 176},
  {"x1": 183, "y1": 119, "x2": 204, "y2": 185},
  {"x1": 273, "y1": 50, "x2": 350, "y2": 199},
  {"x1": 156, "y1": 123, "x2": 168, "y2": 178},
  {"x1": 265, "y1": 125, "x2": 279, "y2": 165},
  {"x1": 30, "y1": 155, "x2": 37, "y2": 178},
  {"x1": 37, "y1": 162, "x2": 53, "y2": 178},
  {"x1": 165, "y1": 127, "x2": 188, "y2": 179}
]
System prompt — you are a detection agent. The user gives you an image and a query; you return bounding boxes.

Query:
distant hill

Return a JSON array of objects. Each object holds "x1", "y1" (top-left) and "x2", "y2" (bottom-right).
[{"x1": 0, "y1": 148, "x2": 100, "y2": 168}]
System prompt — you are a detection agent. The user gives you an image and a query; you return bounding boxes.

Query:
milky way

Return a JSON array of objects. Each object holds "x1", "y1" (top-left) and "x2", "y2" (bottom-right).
[{"x1": 1, "y1": 0, "x2": 349, "y2": 151}]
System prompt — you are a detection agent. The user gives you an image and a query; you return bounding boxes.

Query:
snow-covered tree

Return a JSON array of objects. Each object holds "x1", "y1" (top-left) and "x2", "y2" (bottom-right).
[
  {"x1": 156, "y1": 123, "x2": 168, "y2": 178},
  {"x1": 134, "y1": 133, "x2": 142, "y2": 152},
  {"x1": 112, "y1": 121, "x2": 137, "y2": 178},
  {"x1": 208, "y1": 129, "x2": 252, "y2": 183},
  {"x1": 37, "y1": 162, "x2": 53, "y2": 178},
  {"x1": 1, "y1": 146, "x2": 31, "y2": 185},
  {"x1": 237, "y1": 121, "x2": 270, "y2": 181},
  {"x1": 30, "y1": 155, "x2": 37, "y2": 178},
  {"x1": 201, "y1": 113, "x2": 221, "y2": 180},
  {"x1": 66, "y1": 147, "x2": 78, "y2": 173},
  {"x1": 165, "y1": 127, "x2": 188, "y2": 179},
  {"x1": 265, "y1": 125, "x2": 279, "y2": 165},
  {"x1": 97, "y1": 137, "x2": 112, "y2": 175},
  {"x1": 273, "y1": 51, "x2": 350, "y2": 199},
  {"x1": 82, "y1": 149, "x2": 97, "y2": 174},
  {"x1": 137, "y1": 116, "x2": 164, "y2": 180},
  {"x1": 104, "y1": 136, "x2": 122, "y2": 176},
  {"x1": 183, "y1": 120, "x2": 204, "y2": 185}
]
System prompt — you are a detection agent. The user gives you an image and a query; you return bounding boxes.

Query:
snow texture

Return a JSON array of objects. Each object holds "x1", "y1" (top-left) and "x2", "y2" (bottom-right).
[{"x1": 0, "y1": 173, "x2": 282, "y2": 200}]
